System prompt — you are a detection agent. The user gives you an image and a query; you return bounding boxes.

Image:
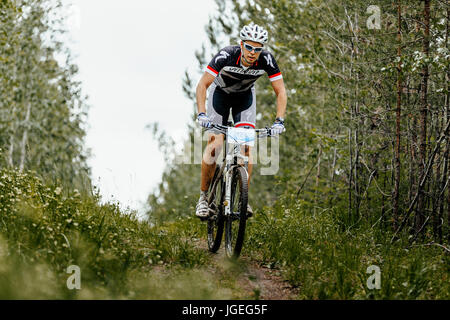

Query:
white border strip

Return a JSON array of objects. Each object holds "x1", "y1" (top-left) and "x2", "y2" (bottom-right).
[{"x1": 269, "y1": 74, "x2": 283, "y2": 82}]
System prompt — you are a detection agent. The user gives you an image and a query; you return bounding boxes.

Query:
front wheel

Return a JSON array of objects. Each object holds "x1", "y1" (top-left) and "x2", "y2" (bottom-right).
[
  {"x1": 207, "y1": 165, "x2": 224, "y2": 253},
  {"x1": 224, "y1": 166, "x2": 248, "y2": 259}
]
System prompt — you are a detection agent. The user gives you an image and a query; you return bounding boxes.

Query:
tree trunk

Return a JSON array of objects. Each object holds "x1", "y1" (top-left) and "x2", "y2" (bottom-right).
[
  {"x1": 8, "y1": 105, "x2": 16, "y2": 168},
  {"x1": 331, "y1": 146, "x2": 337, "y2": 182},
  {"x1": 315, "y1": 144, "x2": 322, "y2": 190},
  {"x1": 434, "y1": 115, "x2": 443, "y2": 242},
  {"x1": 8, "y1": 130, "x2": 15, "y2": 168},
  {"x1": 446, "y1": 6, "x2": 450, "y2": 243},
  {"x1": 19, "y1": 102, "x2": 31, "y2": 172},
  {"x1": 416, "y1": 0, "x2": 431, "y2": 236},
  {"x1": 393, "y1": 0, "x2": 402, "y2": 231},
  {"x1": 381, "y1": 164, "x2": 387, "y2": 229},
  {"x1": 345, "y1": 7, "x2": 361, "y2": 222},
  {"x1": 314, "y1": 144, "x2": 323, "y2": 210},
  {"x1": 439, "y1": 137, "x2": 447, "y2": 243},
  {"x1": 348, "y1": 127, "x2": 353, "y2": 222},
  {"x1": 407, "y1": 81, "x2": 416, "y2": 210}
]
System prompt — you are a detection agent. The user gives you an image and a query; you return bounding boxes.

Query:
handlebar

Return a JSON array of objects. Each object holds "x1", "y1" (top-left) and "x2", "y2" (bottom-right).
[{"x1": 206, "y1": 123, "x2": 276, "y2": 138}]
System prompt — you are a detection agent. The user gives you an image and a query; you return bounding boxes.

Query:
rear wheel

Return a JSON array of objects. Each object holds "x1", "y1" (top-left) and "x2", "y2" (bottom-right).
[
  {"x1": 207, "y1": 165, "x2": 224, "y2": 253},
  {"x1": 224, "y1": 166, "x2": 248, "y2": 259}
]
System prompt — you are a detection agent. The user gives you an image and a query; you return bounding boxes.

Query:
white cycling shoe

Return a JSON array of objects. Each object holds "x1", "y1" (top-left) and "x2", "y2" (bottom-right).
[
  {"x1": 196, "y1": 194, "x2": 253, "y2": 219},
  {"x1": 195, "y1": 195, "x2": 210, "y2": 219}
]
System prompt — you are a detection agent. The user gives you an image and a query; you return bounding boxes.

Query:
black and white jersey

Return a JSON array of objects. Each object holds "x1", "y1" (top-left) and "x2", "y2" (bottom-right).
[{"x1": 205, "y1": 45, "x2": 282, "y2": 94}]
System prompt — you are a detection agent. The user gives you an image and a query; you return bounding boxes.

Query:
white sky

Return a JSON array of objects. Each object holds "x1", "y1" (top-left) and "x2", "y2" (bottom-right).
[{"x1": 63, "y1": 0, "x2": 216, "y2": 218}]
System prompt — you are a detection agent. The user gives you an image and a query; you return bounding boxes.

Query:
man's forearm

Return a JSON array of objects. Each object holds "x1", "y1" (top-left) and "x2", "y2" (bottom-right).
[
  {"x1": 196, "y1": 84, "x2": 207, "y2": 114},
  {"x1": 276, "y1": 90, "x2": 287, "y2": 119}
]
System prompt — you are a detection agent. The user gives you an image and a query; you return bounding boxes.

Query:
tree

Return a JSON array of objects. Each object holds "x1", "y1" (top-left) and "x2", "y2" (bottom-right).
[
  {"x1": 146, "y1": 0, "x2": 450, "y2": 244},
  {"x1": 0, "y1": 0, "x2": 91, "y2": 192}
]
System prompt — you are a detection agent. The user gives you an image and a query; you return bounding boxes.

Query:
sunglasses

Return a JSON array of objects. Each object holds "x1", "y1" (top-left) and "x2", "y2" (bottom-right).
[{"x1": 243, "y1": 42, "x2": 263, "y2": 53}]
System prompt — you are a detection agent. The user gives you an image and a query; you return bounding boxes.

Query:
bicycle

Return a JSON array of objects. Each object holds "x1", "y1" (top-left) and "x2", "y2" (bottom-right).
[{"x1": 204, "y1": 122, "x2": 274, "y2": 259}]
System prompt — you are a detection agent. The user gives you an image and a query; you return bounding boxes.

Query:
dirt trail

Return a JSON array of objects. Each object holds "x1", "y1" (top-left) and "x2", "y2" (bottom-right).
[
  {"x1": 237, "y1": 258, "x2": 299, "y2": 300},
  {"x1": 194, "y1": 238, "x2": 299, "y2": 300}
]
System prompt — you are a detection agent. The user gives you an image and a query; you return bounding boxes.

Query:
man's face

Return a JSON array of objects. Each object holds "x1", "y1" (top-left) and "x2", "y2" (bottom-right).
[{"x1": 240, "y1": 40, "x2": 263, "y2": 65}]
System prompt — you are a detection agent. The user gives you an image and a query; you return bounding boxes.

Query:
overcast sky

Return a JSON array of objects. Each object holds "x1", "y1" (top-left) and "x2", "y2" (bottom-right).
[{"x1": 64, "y1": 0, "x2": 216, "y2": 218}]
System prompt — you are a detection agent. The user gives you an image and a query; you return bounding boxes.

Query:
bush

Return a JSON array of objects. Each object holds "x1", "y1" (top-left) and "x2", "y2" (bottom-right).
[
  {"x1": 244, "y1": 198, "x2": 450, "y2": 299},
  {"x1": 0, "y1": 169, "x2": 210, "y2": 298}
]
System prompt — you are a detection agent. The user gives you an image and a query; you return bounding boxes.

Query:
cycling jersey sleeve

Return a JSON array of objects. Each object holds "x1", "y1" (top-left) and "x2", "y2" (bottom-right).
[
  {"x1": 205, "y1": 48, "x2": 233, "y2": 77},
  {"x1": 262, "y1": 51, "x2": 283, "y2": 82}
]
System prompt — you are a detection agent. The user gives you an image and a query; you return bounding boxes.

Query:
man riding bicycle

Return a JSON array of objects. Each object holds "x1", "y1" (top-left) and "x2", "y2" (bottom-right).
[{"x1": 195, "y1": 23, "x2": 287, "y2": 219}]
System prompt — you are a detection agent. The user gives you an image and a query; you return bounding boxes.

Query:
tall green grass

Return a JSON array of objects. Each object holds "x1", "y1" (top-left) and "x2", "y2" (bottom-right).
[
  {"x1": 244, "y1": 196, "x2": 450, "y2": 299},
  {"x1": 0, "y1": 169, "x2": 231, "y2": 299},
  {"x1": 2, "y1": 169, "x2": 448, "y2": 299}
]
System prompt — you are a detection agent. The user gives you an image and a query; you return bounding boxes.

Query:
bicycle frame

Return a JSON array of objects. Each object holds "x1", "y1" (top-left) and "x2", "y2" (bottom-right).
[{"x1": 207, "y1": 123, "x2": 272, "y2": 218}]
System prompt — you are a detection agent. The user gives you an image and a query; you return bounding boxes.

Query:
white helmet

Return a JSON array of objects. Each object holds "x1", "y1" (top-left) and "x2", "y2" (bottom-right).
[{"x1": 239, "y1": 24, "x2": 268, "y2": 45}]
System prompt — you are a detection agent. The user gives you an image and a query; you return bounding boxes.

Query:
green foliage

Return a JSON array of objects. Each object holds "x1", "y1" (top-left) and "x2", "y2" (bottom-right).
[
  {"x1": 0, "y1": 169, "x2": 213, "y2": 298},
  {"x1": 1, "y1": 166, "x2": 447, "y2": 299},
  {"x1": 144, "y1": 123, "x2": 202, "y2": 223},
  {"x1": 141, "y1": 0, "x2": 450, "y2": 300},
  {"x1": 0, "y1": 0, "x2": 91, "y2": 191},
  {"x1": 244, "y1": 198, "x2": 450, "y2": 299}
]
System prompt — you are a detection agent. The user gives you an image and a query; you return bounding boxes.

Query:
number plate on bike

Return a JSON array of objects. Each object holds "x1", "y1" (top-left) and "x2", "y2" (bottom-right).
[{"x1": 227, "y1": 127, "x2": 255, "y2": 146}]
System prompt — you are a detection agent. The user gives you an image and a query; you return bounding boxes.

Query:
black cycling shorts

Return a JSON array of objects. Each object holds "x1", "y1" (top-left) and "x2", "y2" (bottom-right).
[{"x1": 206, "y1": 83, "x2": 256, "y2": 128}]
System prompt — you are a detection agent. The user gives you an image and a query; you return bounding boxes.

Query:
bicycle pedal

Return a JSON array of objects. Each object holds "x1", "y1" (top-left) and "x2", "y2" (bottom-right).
[
  {"x1": 196, "y1": 209, "x2": 211, "y2": 222},
  {"x1": 198, "y1": 214, "x2": 209, "y2": 222}
]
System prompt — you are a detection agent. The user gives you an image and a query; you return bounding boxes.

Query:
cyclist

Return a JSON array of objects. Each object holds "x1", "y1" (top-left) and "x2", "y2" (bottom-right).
[{"x1": 195, "y1": 23, "x2": 287, "y2": 219}]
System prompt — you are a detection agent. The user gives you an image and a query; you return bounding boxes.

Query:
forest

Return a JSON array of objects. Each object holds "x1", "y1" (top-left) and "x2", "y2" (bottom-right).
[
  {"x1": 0, "y1": 0, "x2": 449, "y2": 299},
  {"x1": 153, "y1": 0, "x2": 450, "y2": 243}
]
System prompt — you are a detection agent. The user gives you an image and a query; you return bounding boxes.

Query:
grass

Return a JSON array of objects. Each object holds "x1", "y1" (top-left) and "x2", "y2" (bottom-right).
[
  {"x1": 1, "y1": 168, "x2": 449, "y2": 299},
  {"x1": 244, "y1": 197, "x2": 450, "y2": 299},
  {"x1": 0, "y1": 169, "x2": 232, "y2": 299}
]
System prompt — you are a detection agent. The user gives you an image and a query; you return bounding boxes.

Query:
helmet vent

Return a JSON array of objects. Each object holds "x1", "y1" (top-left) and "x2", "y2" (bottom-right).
[{"x1": 239, "y1": 23, "x2": 268, "y2": 44}]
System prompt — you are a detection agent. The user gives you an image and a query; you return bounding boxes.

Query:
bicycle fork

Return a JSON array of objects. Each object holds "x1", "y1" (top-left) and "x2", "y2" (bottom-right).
[
  {"x1": 223, "y1": 145, "x2": 249, "y2": 217},
  {"x1": 223, "y1": 161, "x2": 233, "y2": 217}
]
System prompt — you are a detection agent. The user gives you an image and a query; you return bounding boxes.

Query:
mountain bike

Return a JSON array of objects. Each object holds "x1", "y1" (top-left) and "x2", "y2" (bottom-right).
[{"x1": 205, "y1": 122, "x2": 273, "y2": 259}]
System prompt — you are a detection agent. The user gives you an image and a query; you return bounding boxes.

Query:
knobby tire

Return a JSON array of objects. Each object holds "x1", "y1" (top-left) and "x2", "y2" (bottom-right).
[
  {"x1": 207, "y1": 165, "x2": 224, "y2": 253},
  {"x1": 225, "y1": 166, "x2": 248, "y2": 259}
]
